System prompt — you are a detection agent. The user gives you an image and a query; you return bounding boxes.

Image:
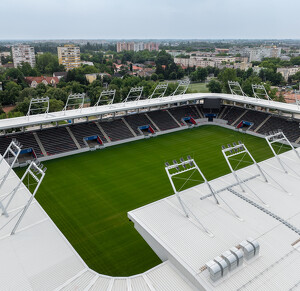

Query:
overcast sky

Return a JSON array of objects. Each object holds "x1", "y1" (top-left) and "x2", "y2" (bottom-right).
[{"x1": 1, "y1": 0, "x2": 299, "y2": 40}]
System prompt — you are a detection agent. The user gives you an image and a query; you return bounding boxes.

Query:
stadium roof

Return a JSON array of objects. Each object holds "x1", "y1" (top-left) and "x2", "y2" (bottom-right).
[
  {"x1": 0, "y1": 154, "x2": 196, "y2": 290},
  {"x1": 128, "y1": 148, "x2": 300, "y2": 290},
  {"x1": 1, "y1": 93, "x2": 300, "y2": 131}
]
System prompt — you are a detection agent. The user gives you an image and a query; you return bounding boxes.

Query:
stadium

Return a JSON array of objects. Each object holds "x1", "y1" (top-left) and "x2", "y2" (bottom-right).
[{"x1": 0, "y1": 81, "x2": 300, "y2": 290}]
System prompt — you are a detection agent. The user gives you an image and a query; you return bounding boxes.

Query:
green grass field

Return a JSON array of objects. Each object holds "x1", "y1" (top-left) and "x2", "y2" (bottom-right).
[
  {"x1": 189, "y1": 82, "x2": 209, "y2": 93},
  {"x1": 20, "y1": 126, "x2": 280, "y2": 276}
]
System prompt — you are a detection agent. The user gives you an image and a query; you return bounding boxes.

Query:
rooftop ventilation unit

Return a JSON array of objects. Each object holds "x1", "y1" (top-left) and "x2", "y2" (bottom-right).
[
  {"x1": 230, "y1": 247, "x2": 244, "y2": 267},
  {"x1": 206, "y1": 260, "x2": 222, "y2": 282},
  {"x1": 239, "y1": 238, "x2": 260, "y2": 260},
  {"x1": 214, "y1": 256, "x2": 229, "y2": 276},
  {"x1": 222, "y1": 251, "x2": 238, "y2": 271},
  {"x1": 247, "y1": 237, "x2": 260, "y2": 256},
  {"x1": 206, "y1": 256, "x2": 229, "y2": 282}
]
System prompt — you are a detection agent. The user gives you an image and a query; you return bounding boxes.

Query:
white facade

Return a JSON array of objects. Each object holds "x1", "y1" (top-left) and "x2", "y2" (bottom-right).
[
  {"x1": 277, "y1": 66, "x2": 300, "y2": 81},
  {"x1": 249, "y1": 47, "x2": 281, "y2": 62},
  {"x1": 12, "y1": 45, "x2": 36, "y2": 68},
  {"x1": 133, "y1": 42, "x2": 144, "y2": 52}
]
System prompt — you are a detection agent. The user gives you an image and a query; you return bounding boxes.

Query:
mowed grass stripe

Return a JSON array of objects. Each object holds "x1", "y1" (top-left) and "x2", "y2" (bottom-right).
[{"x1": 17, "y1": 125, "x2": 277, "y2": 276}]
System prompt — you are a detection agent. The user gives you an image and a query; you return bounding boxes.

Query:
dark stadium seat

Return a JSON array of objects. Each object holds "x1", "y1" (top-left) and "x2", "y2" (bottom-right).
[
  {"x1": 168, "y1": 105, "x2": 200, "y2": 125},
  {"x1": 70, "y1": 122, "x2": 107, "y2": 147},
  {"x1": 99, "y1": 119, "x2": 134, "y2": 141},
  {"x1": 222, "y1": 106, "x2": 247, "y2": 125},
  {"x1": 125, "y1": 113, "x2": 155, "y2": 135},
  {"x1": 234, "y1": 109, "x2": 269, "y2": 130},
  {"x1": 147, "y1": 110, "x2": 179, "y2": 131},
  {"x1": 0, "y1": 131, "x2": 43, "y2": 157},
  {"x1": 257, "y1": 116, "x2": 300, "y2": 142},
  {"x1": 37, "y1": 127, "x2": 78, "y2": 155}
]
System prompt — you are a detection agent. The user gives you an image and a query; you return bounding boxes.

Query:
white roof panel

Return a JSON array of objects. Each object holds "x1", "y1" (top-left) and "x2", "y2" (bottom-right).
[
  {"x1": 0, "y1": 93, "x2": 300, "y2": 130},
  {"x1": 129, "y1": 149, "x2": 300, "y2": 290}
]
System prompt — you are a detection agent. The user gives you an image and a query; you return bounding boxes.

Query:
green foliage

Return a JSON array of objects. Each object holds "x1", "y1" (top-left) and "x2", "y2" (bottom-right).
[
  {"x1": 49, "y1": 99, "x2": 64, "y2": 112},
  {"x1": 18, "y1": 62, "x2": 40, "y2": 77},
  {"x1": 217, "y1": 68, "x2": 237, "y2": 93},
  {"x1": 259, "y1": 69, "x2": 284, "y2": 86},
  {"x1": 207, "y1": 79, "x2": 222, "y2": 93},
  {"x1": 46, "y1": 88, "x2": 68, "y2": 103},
  {"x1": 151, "y1": 73, "x2": 158, "y2": 81},
  {"x1": 241, "y1": 75, "x2": 262, "y2": 96},
  {"x1": 36, "y1": 53, "x2": 65, "y2": 75}
]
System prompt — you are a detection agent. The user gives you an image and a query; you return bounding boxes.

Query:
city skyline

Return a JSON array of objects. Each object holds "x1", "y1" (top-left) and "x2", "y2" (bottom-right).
[{"x1": 1, "y1": 0, "x2": 300, "y2": 40}]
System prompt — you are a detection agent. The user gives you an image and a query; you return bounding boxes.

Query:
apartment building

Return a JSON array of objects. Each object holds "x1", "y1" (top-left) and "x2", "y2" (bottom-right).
[
  {"x1": 117, "y1": 42, "x2": 159, "y2": 52},
  {"x1": 277, "y1": 66, "x2": 300, "y2": 81},
  {"x1": 12, "y1": 45, "x2": 36, "y2": 68},
  {"x1": 57, "y1": 45, "x2": 81, "y2": 71},
  {"x1": 249, "y1": 46, "x2": 281, "y2": 62}
]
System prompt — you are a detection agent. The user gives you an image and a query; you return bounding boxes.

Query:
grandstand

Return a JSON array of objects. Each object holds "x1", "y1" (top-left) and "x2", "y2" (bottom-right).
[
  {"x1": 1, "y1": 86, "x2": 300, "y2": 290},
  {"x1": 1, "y1": 97, "x2": 300, "y2": 160}
]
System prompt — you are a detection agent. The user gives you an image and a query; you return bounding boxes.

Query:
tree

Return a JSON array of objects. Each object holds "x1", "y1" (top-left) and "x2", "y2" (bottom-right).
[
  {"x1": 169, "y1": 72, "x2": 177, "y2": 80},
  {"x1": 36, "y1": 83, "x2": 47, "y2": 95},
  {"x1": 18, "y1": 62, "x2": 39, "y2": 77},
  {"x1": 46, "y1": 88, "x2": 68, "y2": 103},
  {"x1": 217, "y1": 68, "x2": 237, "y2": 93},
  {"x1": 151, "y1": 73, "x2": 158, "y2": 81},
  {"x1": 196, "y1": 67, "x2": 208, "y2": 82},
  {"x1": 36, "y1": 53, "x2": 65, "y2": 75},
  {"x1": 1, "y1": 81, "x2": 22, "y2": 105},
  {"x1": 49, "y1": 99, "x2": 64, "y2": 112},
  {"x1": 207, "y1": 80, "x2": 222, "y2": 93},
  {"x1": 241, "y1": 76, "x2": 262, "y2": 96}
]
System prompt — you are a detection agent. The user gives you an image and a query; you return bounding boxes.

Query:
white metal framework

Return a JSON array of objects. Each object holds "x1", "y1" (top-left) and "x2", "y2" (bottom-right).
[
  {"x1": 265, "y1": 130, "x2": 300, "y2": 173},
  {"x1": 3, "y1": 92, "x2": 300, "y2": 132},
  {"x1": 228, "y1": 81, "x2": 247, "y2": 97},
  {"x1": 94, "y1": 89, "x2": 116, "y2": 107},
  {"x1": 222, "y1": 142, "x2": 268, "y2": 198},
  {"x1": 170, "y1": 80, "x2": 190, "y2": 96},
  {"x1": 26, "y1": 97, "x2": 49, "y2": 117},
  {"x1": 0, "y1": 160, "x2": 46, "y2": 235},
  {"x1": 123, "y1": 87, "x2": 143, "y2": 102},
  {"x1": 165, "y1": 156, "x2": 217, "y2": 236},
  {"x1": 148, "y1": 83, "x2": 168, "y2": 99},
  {"x1": 252, "y1": 84, "x2": 272, "y2": 101},
  {"x1": 63, "y1": 93, "x2": 85, "y2": 112},
  {"x1": 0, "y1": 139, "x2": 22, "y2": 201}
]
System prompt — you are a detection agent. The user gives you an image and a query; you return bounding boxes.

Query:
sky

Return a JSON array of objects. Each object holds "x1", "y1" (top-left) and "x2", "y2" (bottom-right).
[{"x1": 0, "y1": 0, "x2": 299, "y2": 40}]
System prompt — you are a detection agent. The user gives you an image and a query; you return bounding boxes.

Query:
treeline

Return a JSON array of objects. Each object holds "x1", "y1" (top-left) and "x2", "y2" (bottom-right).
[{"x1": 0, "y1": 72, "x2": 180, "y2": 119}]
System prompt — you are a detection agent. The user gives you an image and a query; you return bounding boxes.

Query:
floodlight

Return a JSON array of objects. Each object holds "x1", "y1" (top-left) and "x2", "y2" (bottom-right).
[
  {"x1": 228, "y1": 81, "x2": 247, "y2": 97},
  {"x1": 221, "y1": 141, "x2": 268, "y2": 196},
  {"x1": 164, "y1": 155, "x2": 218, "y2": 235},
  {"x1": 252, "y1": 84, "x2": 272, "y2": 101},
  {"x1": 180, "y1": 158, "x2": 186, "y2": 169},
  {"x1": 265, "y1": 131, "x2": 300, "y2": 173},
  {"x1": 148, "y1": 83, "x2": 168, "y2": 99},
  {"x1": 0, "y1": 140, "x2": 23, "y2": 197},
  {"x1": 123, "y1": 87, "x2": 143, "y2": 102},
  {"x1": 173, "y1": 160, "x2": 179, "y2": 171},
  {"x1": 95, "y1": 90, "x2": 116, "y2": 107},
  {"x1": 170, "y1": 80, "x2": 190, "y2": 96},
  {"x1": 27, "y1": 97, "x2": 49, "y2": 117},
  {"x1": 63, "y1": 93, "x2": 85, "y2": 113}
]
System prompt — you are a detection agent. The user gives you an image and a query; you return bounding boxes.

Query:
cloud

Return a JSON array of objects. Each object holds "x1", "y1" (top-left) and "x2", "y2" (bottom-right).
[{"x1": 0, "y1": 0, "x2": 299, "y2": 39}]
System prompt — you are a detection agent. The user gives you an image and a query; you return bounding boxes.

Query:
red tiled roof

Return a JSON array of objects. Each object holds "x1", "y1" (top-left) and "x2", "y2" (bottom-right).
[{"x1": 25, "y1": 76, "x2": 59, "y2": 85}]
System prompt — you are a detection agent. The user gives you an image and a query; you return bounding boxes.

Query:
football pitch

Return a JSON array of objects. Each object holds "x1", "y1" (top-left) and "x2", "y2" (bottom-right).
[{"x1": 24, "y1": 125, "x2": 282, "y2": 276}]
